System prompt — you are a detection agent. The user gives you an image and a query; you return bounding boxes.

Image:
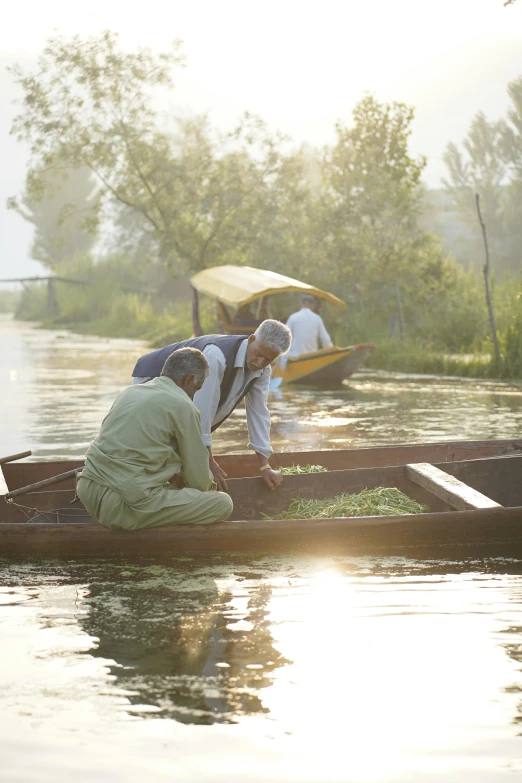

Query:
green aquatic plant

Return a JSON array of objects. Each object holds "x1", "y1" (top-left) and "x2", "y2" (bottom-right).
[
  {"x1": 264, "y1": 487, "x2": 427, "y2": 520},
  {"x1": 279, "y1": 464, "x2": 328, "y2": 475}
]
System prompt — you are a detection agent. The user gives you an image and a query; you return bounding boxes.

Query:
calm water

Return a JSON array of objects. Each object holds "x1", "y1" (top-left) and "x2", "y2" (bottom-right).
[
  {"x1": 3, "y1": 556, "x2": 522, "y2": 782},
  {"x1": 2, "y1": 313, "x2": 522, "y2": 466},
  {"x1": 2, "y1": 314, "x2": 522, "y2": 781}
]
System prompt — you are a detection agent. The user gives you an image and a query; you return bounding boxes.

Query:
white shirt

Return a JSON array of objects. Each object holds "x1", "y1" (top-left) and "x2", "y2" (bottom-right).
[
  {"x1": 285, "y1": 307, "x2": 333, "y2": 357},
  {"x1": 193, "y1": 339, "x2": 273, "y2": 458}
]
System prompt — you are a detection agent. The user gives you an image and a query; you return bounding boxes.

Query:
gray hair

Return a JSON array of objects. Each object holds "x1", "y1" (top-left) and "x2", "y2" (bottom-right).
[
  {"x1": 161, "y1": 347, "x2": 209, "y2": 384},
  {"x1": 302, "y1": 295, "x2": 316, "y2": 307},
  {"x1": 254, "y1": 319, "x2": 292, "y2": 355}
]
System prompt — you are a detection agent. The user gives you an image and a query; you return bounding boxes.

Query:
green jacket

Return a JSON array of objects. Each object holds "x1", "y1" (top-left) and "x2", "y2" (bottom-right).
[{"x1": 81, "y1": 376, "x2": 213, "y2": 505}]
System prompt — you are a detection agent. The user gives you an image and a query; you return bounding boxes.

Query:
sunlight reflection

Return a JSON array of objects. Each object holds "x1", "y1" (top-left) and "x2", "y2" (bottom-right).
[
  {"x1": 2, "y1": 560, "x2": 522, "y2": 781},
  {"x1": 259, "y1": 567, "x2": 521, "y2": 781}
]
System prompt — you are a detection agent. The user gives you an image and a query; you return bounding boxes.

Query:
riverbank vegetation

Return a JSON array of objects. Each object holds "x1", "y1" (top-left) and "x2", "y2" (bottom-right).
[
  {"x1": 0, "y1": 290, "x2": 21, "y2": 313},
  {"x1": 7, "y1": 32, "x2": 522, "y2": 378}
]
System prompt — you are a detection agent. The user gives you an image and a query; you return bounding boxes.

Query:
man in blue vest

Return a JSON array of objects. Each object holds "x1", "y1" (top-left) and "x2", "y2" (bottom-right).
[{"x1": 131, "y1": 319, "x2": 292, "y2": 492}]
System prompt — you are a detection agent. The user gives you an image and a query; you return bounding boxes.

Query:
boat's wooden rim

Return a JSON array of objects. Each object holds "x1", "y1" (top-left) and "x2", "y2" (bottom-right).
[{"x1": 3, "y1": 437, "x2": 522, "y2": 489}]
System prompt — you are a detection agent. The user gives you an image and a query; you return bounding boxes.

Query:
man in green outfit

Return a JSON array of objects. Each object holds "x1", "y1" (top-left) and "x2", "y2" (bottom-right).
[{"x1": 77, "y1": 348, "x2": 233, "y2": 530}]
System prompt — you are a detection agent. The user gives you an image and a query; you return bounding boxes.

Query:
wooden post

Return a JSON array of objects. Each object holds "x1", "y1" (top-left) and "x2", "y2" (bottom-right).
[
  {"x1": 355, "y1": 284, "x2": 364, "y2": 329},
  {"x1": 475, "y1": 194, "x2": 501, "y2": 364},
  {"x1": 389, "y1": 313, "x2": 396, "y2": 339},
  {"x1": 47, "y1": 278, "x2": 58, "y2": 317},
  {"x1": 395, "y1": 278, "x2": 405, "y2": 343},
  {"x1": 191, "y1": 286, "x2": 203, "y2": 337}
]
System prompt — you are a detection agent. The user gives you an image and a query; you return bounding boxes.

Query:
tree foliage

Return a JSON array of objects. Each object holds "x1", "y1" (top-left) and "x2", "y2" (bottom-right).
[
  {"x1": 443, "y1": 82, "x2": 522, "y2": 275},
  {"x1": 8, "y1": 32, "x2": 290, "y2": 273},
  {"x1": 10, "y1": 31, "x2": 519, "y2": 365},
  {"x1": 8, "y1": 164, "x2": 98, "y2": 271},
  {"x1": 324, "y1": 96, "x2": 426, "y2": 284}
]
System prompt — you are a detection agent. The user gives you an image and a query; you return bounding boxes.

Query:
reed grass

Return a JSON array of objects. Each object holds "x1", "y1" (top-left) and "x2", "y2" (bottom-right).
[
  {"x1": 264, "y1": 487, "x2": 427, "y2": 520},
  {"x1": 279, "y1": 464, "x2": 328, "y2": 475}
]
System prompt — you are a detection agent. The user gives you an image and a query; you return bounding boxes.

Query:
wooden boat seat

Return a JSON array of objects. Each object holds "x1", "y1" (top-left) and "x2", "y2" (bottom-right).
[{"x1": 406, "y1": 463, "x2": 503, "y2": 511}]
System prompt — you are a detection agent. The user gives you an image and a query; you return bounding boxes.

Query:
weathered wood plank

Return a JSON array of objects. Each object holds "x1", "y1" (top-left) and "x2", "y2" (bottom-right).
[
  {"x1": 0, "y1": 450, "x2": 32, "y2": 466},
  {"x1": 1, "y1": 505, "x2": 522, "y2": 557},
  {"x1": 3, "y1": 439, "x2": 522, "y2": 489},
  {"x1": 407, "y1": 463, "x2": 502, "y2": 511}
]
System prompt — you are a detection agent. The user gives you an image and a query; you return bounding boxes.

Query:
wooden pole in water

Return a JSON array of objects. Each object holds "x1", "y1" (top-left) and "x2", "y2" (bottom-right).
[
  {"x1": 395, "y1": 278, "x2": 405, "y2": 343},
  {"x1": 47, "y1": 278, "x2": 58, "y2": 317},
  {"x1": 475, "y1": 193, "x2": 501, "y2": 364}
]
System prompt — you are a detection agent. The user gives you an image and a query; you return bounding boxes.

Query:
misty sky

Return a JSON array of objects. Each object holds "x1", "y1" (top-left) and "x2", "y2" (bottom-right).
[{"x1": 1, "y1": 0, "x2": 522, "y2": 279}]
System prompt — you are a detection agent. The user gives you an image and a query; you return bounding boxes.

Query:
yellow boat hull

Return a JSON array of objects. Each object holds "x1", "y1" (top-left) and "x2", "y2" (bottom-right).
[{"x1": 272, "y1": 343, "x2": 375, "y2": 386}]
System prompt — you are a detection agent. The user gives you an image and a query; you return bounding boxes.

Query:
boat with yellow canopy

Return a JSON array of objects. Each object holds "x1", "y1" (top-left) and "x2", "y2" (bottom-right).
[{"x1": 189, "y1": 265, "x2": 375, "y2": 386}]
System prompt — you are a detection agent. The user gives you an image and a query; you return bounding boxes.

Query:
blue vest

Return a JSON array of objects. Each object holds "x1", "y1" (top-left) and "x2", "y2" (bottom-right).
[{"x1": 132, "y1": 334, "x2": 256, "y2": 431}]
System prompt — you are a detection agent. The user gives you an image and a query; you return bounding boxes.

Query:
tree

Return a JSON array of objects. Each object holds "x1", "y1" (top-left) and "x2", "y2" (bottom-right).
[
  {"x1": 320, "y1": 95, "x2": 430, "y2": 332},
  {"x1": 9, "y1": 31, "x2": 183, "y2": 263},
  {"x1": 500, "y1": 76, "x2": 522, "y2": 264},
  {"x1": 9, "y1": 164, "x2": 98, "y2": 271},
  {"x1": 9, "y1": 32, "x2": 288, "y2": 275},
  {"x1": 443, "y1": 112, "x2": 508, "y2": 271}
]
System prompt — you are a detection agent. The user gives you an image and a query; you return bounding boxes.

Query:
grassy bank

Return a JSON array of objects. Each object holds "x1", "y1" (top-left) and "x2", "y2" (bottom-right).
[
  {"x1": 21, "y1": 289, "x2": 218, "y2": 347},
  {"x1": 39, "y1": 296, "x2": 194, "y2": 346},
  {"x1": 13, "y1": 275, "x2": 522, "y2": 380},
  {"x1": 29, "y1": 309, "x2": 518, "y2": 381},
  {"x1": 0, "y1": 290, "x2": 21, "y2": 313},
  {"x1": 366, "y1": 340, "x2": 500, "y2": 378}
]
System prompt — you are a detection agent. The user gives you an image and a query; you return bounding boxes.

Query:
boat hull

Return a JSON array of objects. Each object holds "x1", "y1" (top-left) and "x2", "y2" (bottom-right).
[
  {"x1": 2, "y1": 505, "x2": 522, "y2": 558},
  {"x1": 271, "y1": 344, "x2": 375, "y2": 386},
  {"x1": 2, "y1": 452, "x2": 522, "y2": 557}
]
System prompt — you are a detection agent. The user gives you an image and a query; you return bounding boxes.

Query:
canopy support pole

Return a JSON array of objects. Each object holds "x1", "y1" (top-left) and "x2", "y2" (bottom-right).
[{"x1": 191, "y1": 286, "x2": 203, "y2": 337}]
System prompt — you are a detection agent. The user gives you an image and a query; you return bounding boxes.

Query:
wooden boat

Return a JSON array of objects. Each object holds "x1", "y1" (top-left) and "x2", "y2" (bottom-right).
[
  {"x1": 270, "y1": 344, "x2": 375, "y2": 386},
  {"x1": 2, "y1": 439, "x2": 522, "y2": 557},
  {"x1": 189, "y1": 265, "x2": 375, "y2": 386}
]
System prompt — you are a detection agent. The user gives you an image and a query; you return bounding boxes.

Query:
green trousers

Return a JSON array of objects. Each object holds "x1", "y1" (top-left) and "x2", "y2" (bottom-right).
[{"x1": 77, "y1": 477, "x2": 233, "y2": 531}]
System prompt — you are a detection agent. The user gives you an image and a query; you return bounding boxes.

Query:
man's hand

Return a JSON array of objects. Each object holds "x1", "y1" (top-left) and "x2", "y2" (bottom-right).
[
  {"x1": 260, "y1": 467, "x2": 283, "y2": 491},
  {"x1": 256, "y1": 454, "x2": 283, "y2": 492},
  {"x1": 210, "y1": 457, "x2": 228, "y2": 492}
]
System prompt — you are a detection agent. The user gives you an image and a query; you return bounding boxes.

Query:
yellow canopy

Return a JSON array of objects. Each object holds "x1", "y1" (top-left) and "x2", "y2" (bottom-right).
[{"x1": 190, "y1": 265, "x2": 346, "y2": 309}]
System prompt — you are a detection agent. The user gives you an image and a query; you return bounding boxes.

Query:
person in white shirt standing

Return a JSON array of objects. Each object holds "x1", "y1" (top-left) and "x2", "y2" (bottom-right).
[{"x1": 281, "y1": 296, "x2": 333, "y2": 369}]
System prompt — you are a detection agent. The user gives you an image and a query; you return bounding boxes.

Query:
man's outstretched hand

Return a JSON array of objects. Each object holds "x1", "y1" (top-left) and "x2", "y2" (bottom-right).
[{"x1": 260, "y1": 467, "x2": 283, "y2": 491}]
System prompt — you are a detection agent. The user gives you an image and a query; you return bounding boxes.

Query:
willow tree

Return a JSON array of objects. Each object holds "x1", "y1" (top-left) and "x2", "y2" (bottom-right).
[{"x1": 9, "y1": 31, "x2": 285, "y2": 274}]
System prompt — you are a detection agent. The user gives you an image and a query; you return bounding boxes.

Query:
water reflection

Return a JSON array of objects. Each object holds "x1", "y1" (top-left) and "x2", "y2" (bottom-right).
[
  {"x1": 2, "y1": 556, "x2": 522, "y2": 780},
  {"x1": 79, "y1": 560, "x2": 288, "y2": 724}
]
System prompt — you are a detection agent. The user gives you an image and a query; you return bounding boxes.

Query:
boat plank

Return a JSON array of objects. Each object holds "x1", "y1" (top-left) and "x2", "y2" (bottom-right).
[
  {"x1": 407, "y1": 463, "x2": 502, "y2": 510},
  {"x1": 439, "y1": 455, "x2": 522, "y2": 508}
]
